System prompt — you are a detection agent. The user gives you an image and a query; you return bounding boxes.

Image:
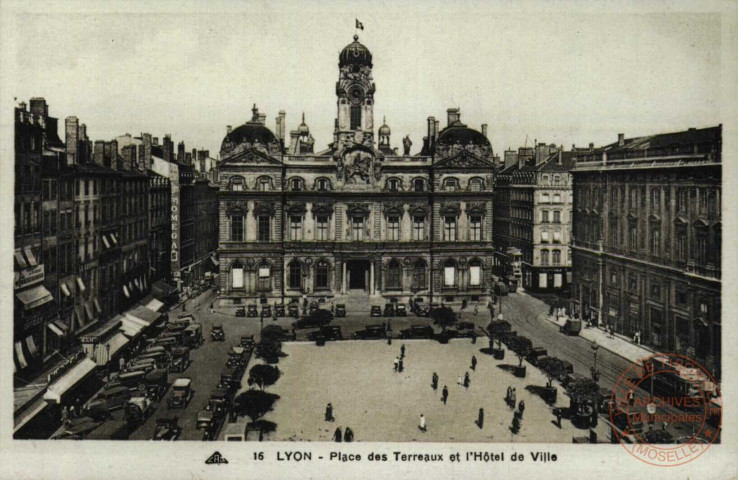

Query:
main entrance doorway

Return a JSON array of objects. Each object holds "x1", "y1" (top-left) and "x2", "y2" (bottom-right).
[{"x1": 347, "y1": 260, "x2": 370, "y2": 291}]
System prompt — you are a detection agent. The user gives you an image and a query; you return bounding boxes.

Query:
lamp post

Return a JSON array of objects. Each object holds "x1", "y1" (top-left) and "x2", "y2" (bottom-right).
[
  {"x1": 590, "y1": 340, "x2": 600, "y2": 383},
  {"x1": 106, "y1": 343, "x2": 112, "y2": 381}
]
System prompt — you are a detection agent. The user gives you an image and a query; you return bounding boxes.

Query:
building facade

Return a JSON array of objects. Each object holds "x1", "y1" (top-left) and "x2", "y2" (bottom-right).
[
  {"x1": 217, "y1": 36, "x2": 496, "y2": 307},
  {"x1": 571, "y1": 126, "x2": 722, "y2": 378}
]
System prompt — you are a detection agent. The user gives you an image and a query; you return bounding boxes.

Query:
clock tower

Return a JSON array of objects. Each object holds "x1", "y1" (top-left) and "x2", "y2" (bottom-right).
[{"x1": 335, "y1": 35, "x2": 375, "y2": 149}]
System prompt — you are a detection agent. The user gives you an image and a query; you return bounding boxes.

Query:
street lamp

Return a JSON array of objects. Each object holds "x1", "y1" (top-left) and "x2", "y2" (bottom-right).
[{"x1": 590, "y1": 340, "x2": 600, "y2": 383}]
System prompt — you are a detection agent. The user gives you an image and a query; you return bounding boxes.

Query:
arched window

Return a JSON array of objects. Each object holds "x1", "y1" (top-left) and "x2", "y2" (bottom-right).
[
  {"x1": 414, "y1": 178, "x2": 425, "y2": 192},
  {"x1": 386, "y1": 178, "x2": 401, "y2": 192},
  {"x1": 229, "y1": 176, "x2": 246, "y2": 191},
  {"x1": 350, "y1": 106, "x2": 362, "y2": 130},
  {"x1": 443, "y1": 178, "x2": 459, "y2": 192},
  {"x1": 288, "y1": 261, "x2": 302, "y2": 290},
  {"x1": 469, "y1": 177, "x2": 484, "y2": 192},
  {"x1": 386, "y1": 260, "x2": 402, "y2": 290},
  {"x1": 443, "y1": 260, "x2": 457, "y2": 287},
  {"x1": 315, "y1": 178, "x2": 331, "y2": 191},
  {"x1": 469, "y1": 259, "x2": 483, "y2": 287},
  {"x1": 552, "y1": 250, "x2": 561, "y2": 265},
  {"x1": 231, "y1": 261, "x2": 245, "y2": 289},
  {"x1": 256, "y1": 263, "x2": 271, "y2": 291},
  {"x1": 412, "y1": 259, "x2": 427, "y2": 290},
  {"x1": 541, "y1": 250, "x2": 550, "y2": 266},
  {"x1": 256, "y1": 176, "x2": 272, "y2": 191},
  {"x1": 289, "y1": 178, "x2": 304, "y2": 191},
  {"x1": 315, "y1": 260, "x2": 329, "y2": 289}
]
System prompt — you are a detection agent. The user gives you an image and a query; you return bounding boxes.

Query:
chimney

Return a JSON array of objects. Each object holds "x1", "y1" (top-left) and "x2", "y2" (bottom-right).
[
  {"x1": 481, "y1": 124, "x2": 488, "y2": 138},
  {"x1": 435, "y1": 120, "x2": 440, "y2": 140},
  {"x1": 227, "y1": 125, "x2": 232, "y2": 135},
  {"x1": 93, "y1": 141, "x2": 105, "y2": 166},
  {"x1": 589, "y1": 142, "x2": 594, "y2": 152},
  {"x1": 447, "y1": 108, "x2": 460, "y2": 126},
  {"x1": 163, "y1": 134, "x2": 173, "y2": 162},
  {"x1": 572, "y1": 144, "x2": 576, "y2": 150},
  {"x1": 558, "y1": 149, "x2": 563, "y2": 165},
  {"x1": 30, "y1": 97, "x2": 48, "y2": 119},
  {"x1": 178, "y1": 141, "x2": 185, "y2": 163},
  {"x1": 185, "y1": 152, "x2": 192, "y2": 165},
  {"x1": 142, "y1": 133, "x2": 152, "y2": 171},
  {"x1": 278, "y1": 110, "x2": 286, "y2": 142},
  {"x1": 65, "y1": 116, "x2": 79, "y2": 165},
  {"x1": 618, "y1": 133, "x2": 625, "y2": 146},
  {"x1": 427, "y1": 116, "x2": 435, "y2": 145},
  {"x1": 493, "y1": 154, "x2": 500, "y2": 168},
  {"x1": 289, "y1": 130, "x2": 299, "y2": 154}
]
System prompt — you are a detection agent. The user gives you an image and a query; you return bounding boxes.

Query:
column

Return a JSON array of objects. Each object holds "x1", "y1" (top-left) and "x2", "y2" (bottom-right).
[
  {"x1": 370, "y1": 261, "x2": 375, "y2": 295},
  {"x1": 375, "y1": 259, "x2": 382, "y2": 295},
  {"x1": 342, "y1": 261, "x2": 347, "y2": 294}
]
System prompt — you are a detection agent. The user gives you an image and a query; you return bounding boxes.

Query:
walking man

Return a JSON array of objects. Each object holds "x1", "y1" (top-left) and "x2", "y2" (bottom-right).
[
  {"x1": 463, "y1": 372, "x2": 470, "y2": 389},
  {"x1": 442, "y1": 386, "x2": 448, "y2": 405},
  {"x1": 506, "y1": 386, "x2": 512, "y2": 406},
  {"x1": 518, "y1": 400, "x2": 525, "y2": 419},
  {"x1": 627, "y1": 389, "x2": 635, "y2": 407},
  {"x1": 477, "y1": 408, "x2": 484, "y2": 429},
  {"x1": 344, "y1": 427, "x2": 354, "y2": 442},
  {"x1": 325, "y1": 403, "x2": 334, "y2": 422},
  {"x1": 431, "y1": 372, "x2": 438, "y2": 390},
  {"x1": 419, "y1": 414, "x2": 427, "y2": 432},
  {"x1": 333, "y1": 427, "x2": 343, "y2": 442},
  {"x1": 471, "y1": 355, "x2": 477, "y2": 371},
  {"x1": 510, "y1": 388, "x2": 517, "y2": 409},
  {"x1": 393, "y1": 356, "x2": 399, "y2": 372},
  {"x1": 555, "y1": 408, "x2": 563, "y2": 428},
  {"x1": 398, "y1": 357, "x2": 404, "y2": 373},
  {"x1": 400, "y1": 344, "x2": 406, "y2": 359}
]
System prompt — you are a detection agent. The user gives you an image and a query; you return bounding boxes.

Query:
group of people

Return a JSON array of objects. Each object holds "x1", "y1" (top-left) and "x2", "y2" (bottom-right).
[
  {"x1": 60, "y1": 398, "x2": 84, "y2": 425},
  {"x1": 325, "y1": 403, "x2": 355, "y2": 442},
  {"x1": 505, "y1": 386, "x2": 526, "y2": 434},
  {"x1": 393, "y1": 344, "x2": 406, "y2": 373}
]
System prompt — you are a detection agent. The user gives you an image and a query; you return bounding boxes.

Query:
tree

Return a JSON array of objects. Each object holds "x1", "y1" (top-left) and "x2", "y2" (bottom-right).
[
  {"x1": 249, "y1": 364, "x2": 281, "y2": 390},
  {"x1": 431, "y1": 306, "x2": 457, "y2": 332},
  {"x1": 234, "y1": 390, "x2": 280, "y2": 424},
  {"x1": 509, "y1": 336, "x2": 532, "y2": 368},
  {"x1": 261, "y1": 325, "x2": 286, "y2": 344},
  {"x1": 311, "y1": 309, "x2": 334, "y2": 327},
  {"x1": 258, "y1": 325, "x2": 284, "y2": 364},
  {"x1": 567, "y1": 377, "x2": 600, "y2": 412},
  {"x1": 538, "y1": 357, "x2": 568, "y2": 388}
]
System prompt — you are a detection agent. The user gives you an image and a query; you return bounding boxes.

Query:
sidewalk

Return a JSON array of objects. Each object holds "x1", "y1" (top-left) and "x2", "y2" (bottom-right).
[{"x1": 545, "y1": 314, "x2": 657, "y2": 365}]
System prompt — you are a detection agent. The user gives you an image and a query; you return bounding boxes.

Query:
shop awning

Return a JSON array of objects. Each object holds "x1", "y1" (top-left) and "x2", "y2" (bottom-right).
[
  {"x1": 95, "y1": 333, "x2": 129, "y2": 365},
  {"x1": 43, "y1": 358, "x2": 97, "y2": 404},
  {"x1": 48, "y1": 322, "x2": 65, "y2": 337},
  {"x1": 102, "y1": 235, "x2": 110, "y2": 249},
  {"x1": 16, "y1": 285, "x2": 54, "y2": 310},
  {"x1": 123, "y1": 285, "x2": 130, "y2": 298},
  {"x1": 120, "y1": 316, "x2": 144, "y2": 339},
  {"x1": 76, "y1": 277, "x2": 86, "y2": 292},
  {"x1": 14, "y1": 250, "x2": 28, "y2": 269},
  {"x1": 125, "y1": 305, "x2": 161, "y2": 325},
  {"x1": 26, "y1": 336, "x2": 40, "y2": 358},
  {"x1": 14, "y1": 342, "x2": 28, "y2": 369},
  {"x1": 61, "y1": 282, "x2": 71, "y2": 297},
  {"x1": 145, "y1": 297, "x2": 165, "y2": 312},
  {"x1": 23, "y1": 246, "x2": 38, "y2": 266}
]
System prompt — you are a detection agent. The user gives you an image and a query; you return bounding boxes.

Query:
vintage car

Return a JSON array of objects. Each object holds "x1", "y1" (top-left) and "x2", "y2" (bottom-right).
[
  {"x1": 414, "y1": 303, "x2": 430, "y2": 317},
  {"x1": 158, "y1": 331, "x2": 184, "y2": 348},
  {"x1": 395, "y1": 304, "x2": 407, "y2": 317},
  {"x1": 448, "y1": 321, "x2": 476, "y2": 338},
  {"x1": 183, "y1": 323, "x2": 203, "y2": 348},
  {"x1": 219, "y1": 368, "x2": 239, "y2": 391},
  {"x1": 288, "y1": 303, "x2": 300, "y2": 318},
  {"x1": 494, "y1": 282, "x2": 509, "y2": 296},
  {"x1": 247, "y1": 305, "x2": 258, "y2": 317},
  {"x1": 196, "y1": 409, "x2": 215, "y2": 431},
  {"x1": 136, "y1": 350, "x2": 171, "y2": 369},
  {"x1": 208, "y1": 387, "x2": 231, "y2": 417},
  {"x1": 235, "y1": 306, "x2": 246, "y2": 317},
  {"x1": 560, "y1": 318, "x2": 582, "y2": 336},
  {"x1": 383, "y1": 303, "x2": 395, "y2": 317},
  {"x1": 261, "y1": 305, "x2": 272, "y2": 317},
  {"x1": 400, "y1": 325, "x2": 435, "y2": 339},
  {"x1": 335, "y1": 304, "x2": 347, "y2": 317},
  {"x1": 240, "y1": 335, "x2": 255, "y2": 349},
  {"x1": 274, "y1": 304, "x2": 286, "y2": 317},
  {"x1": 526, "y1": 346, "x2": 549, "y2": 366},
  {"x1": 168, "y1": 377, "x2": 194, "y2": 409},
  {"x1": 153, "y1": 416, "x2": 181, "y2": 441},
  {"x1": 125, "y1": 359, "x2": 157, "y2": 374},
  {"x1": 308, "y1": 325, "x2": 343, "y2": 341},
  {"x1": 370, "y1": 306, "x2": 382, "y2": 317},
  {"x1": 308, "y1": 301, "x2": 319, "y2": 315},
  {"x1": 124, "y1": 396, "x2": 155, "y2": 425},
  {"x1": 227, "y1": 346, "x2": 247, "y2": 369},
  {"x1": 610, "y1": 405, "x2": 644, "y2": 435},
  {"x1": 292, "y1": 311, "x2": 333, "y2": 330},
  {"x1": 353, "y1": 323, "x2": 387, "y2": 340},
  {"x1": 169, "y1": 346, "x2": 190, "y2": 373},
  {"x1": 211, "y1": 324, "x2": 225, "y2": 341},
  {"x1": 86, "y1": 386, "x2": 131, "y2": 420}
]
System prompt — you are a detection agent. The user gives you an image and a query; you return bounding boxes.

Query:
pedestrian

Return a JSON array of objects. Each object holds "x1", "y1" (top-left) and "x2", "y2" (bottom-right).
[
  {"x1": 627, "y1": 389, "x2": 635, "y2": 407},
  {"x1": 518, "y1": 400, "x2": 525, "y2": 418},
  {"x1": 474, "y1": 305, "x2": 479, "y2": 316},
  {"x1": 510, "y1": 388, "x2": 517, "y2": 408},
  {"x1": 463, "y1": 372, "x2": 470, "y2": 389},
  {"x1": 69, "y1": 405, "x2": 76, "y2": 419},
  {"x1": 418, "y1": 414, "x2": 426, "y2": 432},
  {"x1": 398, "y1": 357, "x2": 404, "y2": 373},
  {"x1": 387, "y1": 330, "x2": 392, "y2": 345},
  {"x1": 506, "y1": 386, "x2": 512, "y2": 405},
  {"x1": 387, "y1": 319, "x2": 392, "y2": 332},
  {"x1": 511, "y1": 413, "x2": 521, "y2": 434},
  {"x1": 457, "y1": 375, "x2": 463, "y2": 386},
  {"x1": 431, "y1": 372, "x2": 438, "y2": 390},
  {"x1": 325, "y1": 403, "x2": 333, "y2": 422},
  {"x1": 61, "y1": 405, "x2": 68, "y2": 425},
  {"x1": 119, "y1": 356, "x2": 126, "y2": 372},
  {"x1": 555, "y1": 408, "x2": 562, "y2": 428},
  {"x1": 477, "y1": 408, "x2": 484, "y2": 429},
  {"x1": 662, "y1": 421, "x2": 668, "y2": 431},
  {"x1": 394, "y1": 356, "x2": 399, "y2": 372},
  {"x1": 471, "y1": 355, "x2": 477, "y2": 371},
  {"x1": 442, "y1": 386, "x2": 448, "y2": 405},
  {"x1": 333, "y1": 427, "x2": 342, "y2": 442},
  {"x1": 400, "y1": 344, "x2": 406, "y2": 359},
  {"x1": 210, "y1": 303, "x2": 214, "y2": 315},
  {"x1": 344, "y1": 427, "x2": 354, "y2": 442}
]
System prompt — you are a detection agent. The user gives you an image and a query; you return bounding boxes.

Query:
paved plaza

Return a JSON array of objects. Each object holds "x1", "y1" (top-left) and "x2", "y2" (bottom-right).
[{"x1": 259, "y1": 339, "x2": 610, "y2": 443}]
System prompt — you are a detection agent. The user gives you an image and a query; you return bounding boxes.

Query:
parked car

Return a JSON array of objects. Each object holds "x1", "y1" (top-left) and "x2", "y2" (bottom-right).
[
  {"x1": 87, "y1": 386, "x2": 132, "y2": 419},
  {"x1": 494, "y1": 282, "x2": 509, "y2": 296},
  {"x1": 208, "y1": 387, "x2": 231, "y2": 417},
  {"x1": 353, "y1": 323, "x2": 387, "y2": 339},
  {"x1": 370, "y1": 306, "x2": 382, "y2": 317},
  {"x1": 526, "y1": 346, "x2": 549, "y2": 366},
  {"x1": 196, "y1": 409, "x2": 215, "y2": 431},
  {"x1": 274, "y1": 304, "x2": 286, "y2": 317},
  {"x1": 383, "y1": 303, "x2": 395, "y2": 317},
  {"x1": 292, "y1": 311, "x2": 333, "y2": 329},
  {"x1": 448, "y1": 321, "x2": 476, "y2": 338},
  {"x1": 159, "y1": 330, "x2": 185, "y2": 347},
  {"x1": 415, "y1": 304, "x2": 430, "y2": 317},
  {"x1": 235, "y1": 306, "x2": 246, "y2": 317},
  {"x1": 400, "y1": 324, "x2": 435, "y2": 339},
  {"x1": 308, "y1": 325, "x2": 343, "y2": 341},
  {"x1": 308, "y1": 301, "x2": 319, "y2": 315},
  {"x1": 240, "y1": 335, "x2": 255, "y2": 349},
  {"x1": 168, "y1": 377, "x2": 193, "y2": 409},
  {"x1": 261, "y1": 305, "x2": 272, "y2": 317},
  {"x1": 335, "y1": 304, "x2": 347, "y2": 318},
  {"x1": 227, "y1": 346, "x2": 247, "y2": 369},
  {"x1": 169, "y1": 346, "x2": 190, "y2": 373},
  {"x1": 219, "y1": 368, "x2": 239, "y2": 391},
  {"x1": 247, "y1": 305, "x2": 258, "y2": 317},
  {"x1": 288, "y1": 303, "x2": 300, "y2": 318},
  {"x1": 560, "y1": 318, "x2": 582, "y2": 336},
  {"x1": 183, "y1": 323, "x2": 203, "y2": 348},
  {"x1": 125, "y1": 396, "x2": 155, "y2": 425},
  {"x1": 126, "y1": 359, "x2": 157, "y2": 374},
  {"x1": 153, "y1": 416, "x2": 181, "y2": 440},
  {"x1": 395, "y1": 304, "x2": 407, "y2": 317},
  {"x1": 211, "y1": 324, "x2": 225, "y2": 341}
]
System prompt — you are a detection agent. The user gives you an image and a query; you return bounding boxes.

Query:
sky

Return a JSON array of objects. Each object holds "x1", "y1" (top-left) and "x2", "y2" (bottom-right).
[{"x1": 5, "y1": 2, "x2": 725, "y2": 157}]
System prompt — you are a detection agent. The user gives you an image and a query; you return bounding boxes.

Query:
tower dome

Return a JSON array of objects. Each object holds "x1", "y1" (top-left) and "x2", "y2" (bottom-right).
[
  {"x1": 339, "y1": 35, "x2": 373, "y2": 68},
  {"x1": 378, "y1": 117, "x2": 391, "y2": 136}
]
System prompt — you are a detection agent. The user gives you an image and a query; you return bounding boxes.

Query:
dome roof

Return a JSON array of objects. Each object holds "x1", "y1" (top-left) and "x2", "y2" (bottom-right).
[
  {"x1": 378, "y1": 117, "x2": 390, "y2": 135},
  {"x1": 339, "y1": 35, "x2": 373, "y2": 68},
  {"x1": 220, "y1": 121, "x2": 281, "y2": 156},
  {"x1": 435, "y1": 122, "x2": 490, "y2": 148}
]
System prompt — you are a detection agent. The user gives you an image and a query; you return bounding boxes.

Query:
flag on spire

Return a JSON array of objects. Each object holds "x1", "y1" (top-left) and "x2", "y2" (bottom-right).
[{"x1": 356, "y1": 19, "x2": 364, "y2": 30}]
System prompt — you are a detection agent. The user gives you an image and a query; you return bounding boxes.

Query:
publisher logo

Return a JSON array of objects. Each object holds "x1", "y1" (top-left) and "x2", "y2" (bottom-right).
[
  {"x1": 205, "y1": 451, "x2": 229, "y2": 465},
  {"x1": 611, "y1": 353, "x2": 721, "y2": 467}
]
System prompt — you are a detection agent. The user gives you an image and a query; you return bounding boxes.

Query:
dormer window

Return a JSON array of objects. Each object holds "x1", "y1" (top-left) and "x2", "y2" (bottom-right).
[
  {"x1": 414, "y1": 179, "x2": 425, "y2": 192},
  {"x1": 469, "y1": 178, "x2": 483, "y2": 192},
  {"x1": 230, "y1": 176, "x2": 246, "y2": 191},
  {"x1": 257, "y1": 177, "x2": 272, "y2": 191},
  {"x1": 387, "y1": 178, "x2": 400, "y2": 192},
  {"x1": 290, "y1": 178, "x2": 303, "y2": 191},
  {"x1": 443, "y1": 178, "x2": 459, "y2": 192},
  {"x1": 316, "y1": 178, "x2": 331, "y2": 191}
]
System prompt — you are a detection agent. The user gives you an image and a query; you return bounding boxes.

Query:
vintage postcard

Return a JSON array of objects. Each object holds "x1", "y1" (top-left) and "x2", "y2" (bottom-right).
[{"x1": 1, "y1": 1, "x2": 736, "y2": 479}]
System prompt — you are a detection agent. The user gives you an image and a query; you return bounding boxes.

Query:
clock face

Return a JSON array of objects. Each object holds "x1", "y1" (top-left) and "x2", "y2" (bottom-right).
[{"x1": 348, "y1": 85, "x2": 364, "y2": 103}]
